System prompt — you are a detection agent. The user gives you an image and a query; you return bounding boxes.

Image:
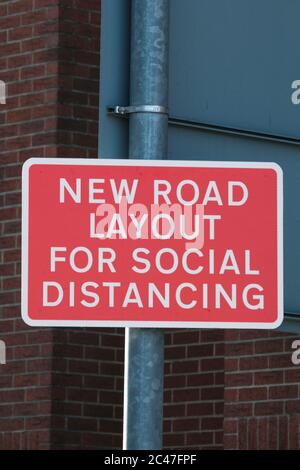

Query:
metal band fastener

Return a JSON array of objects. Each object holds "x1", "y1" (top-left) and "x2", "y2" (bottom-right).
[{"x1": 108, "y1": 105, "x2": 169, "y2": 116}]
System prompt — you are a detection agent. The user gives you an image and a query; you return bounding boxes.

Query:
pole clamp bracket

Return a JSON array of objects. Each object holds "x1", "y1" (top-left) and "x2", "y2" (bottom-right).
[{"x1": 107, "y1": 105, "x2": 168, "y2": 116}]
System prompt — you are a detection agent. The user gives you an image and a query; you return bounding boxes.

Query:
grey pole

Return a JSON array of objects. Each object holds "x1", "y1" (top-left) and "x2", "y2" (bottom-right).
[{"x1": 123, "y1": 0, "x2": 169, "y2": 450}]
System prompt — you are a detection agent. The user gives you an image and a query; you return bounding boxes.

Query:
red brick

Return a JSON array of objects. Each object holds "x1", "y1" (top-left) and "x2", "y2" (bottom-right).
[
  {"x1": 227, "y1": 341, "x2": 254, "y2": 356},
  {"x1": 0, "y1": 419, "x2": 25, "y2": 432},
  {"x1": 0, "y1": 13, "x2": 21, "y2": 28},
  {"x1": 239, "y1": 355, "x2": 268, "y2": 370},
  {"x1": 27, "y1": 359, "x2": 52, "y2": 373},
  {"x1": 3, "y1": 250, "x2": 21, "y2": 263},
  {"x1": 201, "y1": 357, "x2": 224, "y2": 371},
  {"x1": 279, "y1": 416, "x2": 289, "y2": 449},
  {"x1": 165, "y1": 346, "x2": 186, "y2": 360},
  {"x1": 186, "y1": 431, "x2": 214, "y2": 446},
  {"x1": 201, "y1": 386, "x2": 224, "y2": 400},
  {"x1": 100, "y1": 390, "x2": 123, "y2": 405},
  {"x1": 186, "y1": 403, "x2": 214, "y2": 417},
  {"x1": 8, "y1": 1, "x2": 32, "y2": 15},
  {"x1": 224, "y1": 388, "x2": 239, "y2": 401},
  {"x1": 268, "y1": 417, "x2": 279, "y2": 449},
  {"x1": 202, "y1": 417, "x2": 223, "y2": 430},
  {"x1": 172, "y1": 359, "x2": 198, "y2": 374},
  {"x1": 289, "y1": 416, "x2": 300, "y2": 449},
  {"x1": 173, "y1": 418, "x2": 199, "y2": 432},
  {"x1": 254, "y1": 339, "x2": 284, "y2": 354},
  {"x1": 0, "y1": 390, "x2": 25, "y2": 403},
  {"x1": 9, "y1": 26, "x2": 33, "y2": 41},
  {"x1": 165, "y1": 374, "x2": 186, "y2": 389},
  {"x1": 0, "y1": 4, "x2": 7, "y2": 16},
  {"x1": 0, "y1": 264, "x2": 15, "y2": 276},
  {"x1": 33, "y1": 76, "x2": 57, "y2": 91},
  {"x1": 73, "y1": 105, "x2": 98, "y2": 120},
  {"x1": 239, "y1": 387, "x2": 268, "y2": 402},
  {"x1": 35, "y1": 0, "x2": 57, "y2": 8},
  {"x1": 84, "y1": 375, "x2": 115, "y2": 390},
  {"x1": 225, "y1": 403, "x2": 253, "y2": 418},
  {"x1": 33, "y1": 49, "x2": 59, "y2": 64},
  {"x1": 286, "y1": 400, "x2": 300, "y2": 414},
  {"x1": 19, "y1": 121, "x2": 45, "y2": 135},
  {"x1": 201, "y1": 330, "x2": 224, "y2": 342},
  {"x1": 0, "y1": 236, "x2": 16, "y2": 249},
  {"x1": 224, "y1": 418, "x2": 238, "y2": 434},
  {"x1": 52, "y1": 373, "x2": 81, "y2": 388},
  {"x1": 226, "y1": 372, "x2": 253, "y2": 387},
  {"x1": 187, "y1": 373, "x2": 214, "y2": 387},
  {"x1": 101, "y1": 333, "x2": 124, "y2": 348},
  {"x1": 8, "y1": 54, "x2": 33, "y2": 69},
  {"x1": 173, "y1": 388, "x2": 199, "y2": 403},
  {"x1": 21, "y1": 65, "x2": 46, "y2": 79},
  {"x1": 164, "y1": 404, "x2": 186, "y2": 418},
  {"x1": 163, "y1": 433, "x2": 185, "y2": 448},
  {"x1": 31, "y1": 105, "x2": 57, "y2": 119},
  {"x1": 269, "y1": 354, "x2": 293, "y2": 368},
  {"x1": 74, "y1": 0, "x2": 100, "y2": 10},
  {"x1": 21, "y1": 10, "x2": 51, "y2": 25},
  {"x1": 269, "y1": 385, "x2": 298, "y2": 400},
  {"x1": 8, "y1": 80, "x2": 32, "y2": 96},
  {"x1": 67, "y1": 417, "x2": 97, "y2": 433},
  {"x1": 257, "y1": 417, "x2": 268, "y2": 450},
  {"x1": 14, "y1": 374, "x2": 40, "y2": 388},
  {"x1": 254, "y1": 370, "x2": 284, "y2": 385},
  {"x1": 188, "y1": 343, "x2": 214, "y2": 357},
  {"x1": 0, "y1": 405, "x2": 13, "y2": 418},
  {"x1": 100, "y1": 362, "x2": 124, "y2": 377},
  {"x1": 84, "y1": 404, "x2": 113, "y2": 419},
  {"x1": 32, "y1": 132, "x2": 56, "y2": 146},
  {"x1": 2, "y1": 217, "x2": 20, "y2": 234},
  {"x1": 215, "y1": 371, "x2": 224, "y2": 385},
  {"x1": 68, "y1": 332, "x2": 99, "y2": 347},
  {"x1": 254, "y1": 401, "x2": 284, "y2": 416},
  {"x1": 224, "y1": 434, "x2": 238, "y2": 449},
  {"x1": 90, "y1": 12, "x2": 100, "y2": 25},
  {"x1": 86, "y1": 347, "x2": 115, "y2": 362},
  {"x1": 100, "y1": 419, "x2": 123, "y2": 434}
]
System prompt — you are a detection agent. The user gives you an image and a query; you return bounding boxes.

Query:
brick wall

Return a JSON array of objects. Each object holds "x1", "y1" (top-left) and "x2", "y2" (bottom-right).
[
  {"x1": 0, "y1": 0, "x2": 60, "y2": 450},
  {"x1": 51, "y1": 328, "x2": 124, "y2": 449},
  {"x1": 0, "y1": 0, "x2": 125, "y2": 450},
  {"x1": 1, "y1": 0, "x2": 300, "y2": 451},
  {"x1": 43, "y1": 0, "x2": 124, "y2": 450},
  {"x1": 223, "y1": 330, "x2": 300, "y2": 449},
  {"x1": 164, "y1": 330, "x2": 224, "y2": 449}
]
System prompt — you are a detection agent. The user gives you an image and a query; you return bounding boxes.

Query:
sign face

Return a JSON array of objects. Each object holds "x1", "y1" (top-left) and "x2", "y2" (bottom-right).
[{"x1": 22, "y1": 158, "x2": 283, "y2": 329}]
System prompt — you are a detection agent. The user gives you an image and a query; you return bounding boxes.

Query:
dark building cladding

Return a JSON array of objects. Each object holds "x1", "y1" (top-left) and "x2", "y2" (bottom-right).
[{"x1": 0, "y1": 0, "x2": 300, "y2": 450}]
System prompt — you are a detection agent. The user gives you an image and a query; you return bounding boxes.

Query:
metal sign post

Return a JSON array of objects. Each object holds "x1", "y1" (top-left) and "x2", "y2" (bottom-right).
[{"x1": 123, "y1": 0, "x2": 169, "y2": 450}]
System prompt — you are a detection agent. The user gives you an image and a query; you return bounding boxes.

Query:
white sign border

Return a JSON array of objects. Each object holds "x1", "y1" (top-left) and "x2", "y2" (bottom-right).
[{"x1": 22, "y1": 158, "x2": 284, "y2": 329}]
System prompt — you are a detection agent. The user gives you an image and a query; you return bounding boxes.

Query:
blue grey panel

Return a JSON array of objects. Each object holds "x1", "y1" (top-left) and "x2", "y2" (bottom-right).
[
  {"x1": 168, "y1": 126, "x2": 299, "y2": 315},
  {"x1": 99, "y1": 0, "x2": 300, "y2": 327},
  {"x1": 169, "y1": 0, "x2": 300, "y2": 138},
  {"x1": 98, "y1": 0, "x2": 130, "y2": 159}
]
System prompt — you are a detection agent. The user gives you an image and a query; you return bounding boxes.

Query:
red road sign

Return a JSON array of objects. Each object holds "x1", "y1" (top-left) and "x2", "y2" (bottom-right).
[{"x1": 22, "y1": 158, "x2": 283, "y2": 328}]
